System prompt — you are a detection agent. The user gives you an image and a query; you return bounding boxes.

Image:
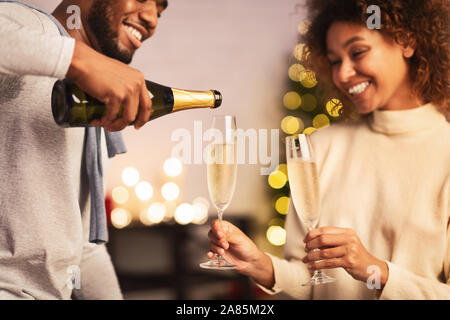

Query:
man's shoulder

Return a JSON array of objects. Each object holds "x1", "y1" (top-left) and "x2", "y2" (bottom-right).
[{"x1": 0, "y1": 2, "x2": 50, "y2": 31}]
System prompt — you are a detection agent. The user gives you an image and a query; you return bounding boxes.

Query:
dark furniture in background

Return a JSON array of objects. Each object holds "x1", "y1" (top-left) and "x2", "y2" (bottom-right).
[{"x1": 107, "y1": 216, "x2": 256, "y2": 300}]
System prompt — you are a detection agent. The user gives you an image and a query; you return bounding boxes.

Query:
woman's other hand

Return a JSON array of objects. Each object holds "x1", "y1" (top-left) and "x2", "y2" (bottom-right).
[{"x1": 302, "y1": 227, "x2": 389, "y2": 288}]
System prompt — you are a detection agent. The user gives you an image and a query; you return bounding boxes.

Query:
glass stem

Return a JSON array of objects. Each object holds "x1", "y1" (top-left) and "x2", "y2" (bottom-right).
[
  {"x1": 217, "y1": 208, "x2": 224, "y2": 223},
  {"x1": 306, "y1": 223, "x2": 322, "y2": 269},
  {"x1": 216, "y1": 209, "x2": 225, "y2": 261}
]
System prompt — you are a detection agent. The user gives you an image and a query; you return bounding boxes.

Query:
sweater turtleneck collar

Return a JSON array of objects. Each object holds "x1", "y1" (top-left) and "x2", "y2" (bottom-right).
[{"x1": 368, "y1": 103, "x2": 446, "y2": 135}]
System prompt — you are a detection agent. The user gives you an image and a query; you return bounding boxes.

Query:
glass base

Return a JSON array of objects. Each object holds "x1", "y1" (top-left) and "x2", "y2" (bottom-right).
[
  {"x1": 302, "y1": 270, "x2": 336, "y2": 286},
  {"x1": 200, "y1": 255, "x2": 236, "y2": 270}
]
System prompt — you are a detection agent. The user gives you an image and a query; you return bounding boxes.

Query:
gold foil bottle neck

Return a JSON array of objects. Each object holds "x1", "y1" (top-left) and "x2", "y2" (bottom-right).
[{"x1": 172, "y1": 88, "x2": 216, "y2": 111}]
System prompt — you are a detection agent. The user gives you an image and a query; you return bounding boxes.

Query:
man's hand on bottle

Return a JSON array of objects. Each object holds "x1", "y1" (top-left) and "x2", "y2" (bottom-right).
[{"x1": 66, "y1": 41, "x2": 152, "y2": 131}]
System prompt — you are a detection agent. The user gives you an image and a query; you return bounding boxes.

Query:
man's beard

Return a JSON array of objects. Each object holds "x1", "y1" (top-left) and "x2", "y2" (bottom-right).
[{"x1": 87, "y1": 0, "x2": 133, "y2": 64}]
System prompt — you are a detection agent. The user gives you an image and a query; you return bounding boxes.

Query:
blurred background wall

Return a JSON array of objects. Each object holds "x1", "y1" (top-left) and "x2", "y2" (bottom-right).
[{"x1": 23, "y1": 0, "x2": 316, "y2": 299}]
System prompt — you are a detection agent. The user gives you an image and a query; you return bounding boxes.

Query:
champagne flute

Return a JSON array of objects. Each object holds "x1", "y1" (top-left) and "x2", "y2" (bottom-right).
[
  {"x1": 200, "y1": 115, "x2": 238, "y2": 270},
  {"x1": 286, "y1": 134, "x2": 336, "y2": 286}
]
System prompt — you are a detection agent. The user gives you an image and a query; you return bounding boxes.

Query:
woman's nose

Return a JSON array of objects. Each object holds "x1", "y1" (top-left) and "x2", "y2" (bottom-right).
[{"x1": 336, "y1": 59, "x2": 356, "y2": 83}]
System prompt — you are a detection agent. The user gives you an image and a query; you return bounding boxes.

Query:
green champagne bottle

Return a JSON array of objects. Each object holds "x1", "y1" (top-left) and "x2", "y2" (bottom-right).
[{"x1": 51, "y1": 79, "x2": 222, "y2": 127}]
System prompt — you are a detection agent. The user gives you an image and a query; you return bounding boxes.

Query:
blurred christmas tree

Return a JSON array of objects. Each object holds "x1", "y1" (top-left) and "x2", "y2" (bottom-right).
[{"x1": 265, "y1": 19, "x2": 344, "y2": 251}]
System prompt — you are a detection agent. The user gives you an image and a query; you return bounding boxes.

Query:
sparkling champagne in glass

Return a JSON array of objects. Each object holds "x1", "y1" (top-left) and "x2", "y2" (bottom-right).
[
  {"x1": 286, "y1": 134, "x2": 336, "y2": 286},
  {"x1": 200, "y1": 115, "x2": 237, "y2": 270}
]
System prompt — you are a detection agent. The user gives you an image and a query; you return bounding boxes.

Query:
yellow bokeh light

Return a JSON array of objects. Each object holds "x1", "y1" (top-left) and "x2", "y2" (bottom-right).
[
  {"x1": 135, "y1": 181, "x2": 153, "y2": 201},
  {"x1": 326, "y1": 98, "x2": 343, "y2": 118},
  {"x1": 268, "y1": 170, "x2": 287, "y2": 189},
  {"x1": 277, "y1": 164, "x2": 288, "y2": 177},
  {"x1": 313, "y1": 114, "x2": 330, "y2": 129},
  {"x1": 281, "y1": 116, "x2": 304, "y2": 135},
  {"x1": 301, "y1": 94, "x2": 317, "y2": 111},
  {"x1": 163, "y1": 157, "x2": 183, "y2": 177},
  {"x1": 122, "y1": 167, "x2": 140, "y2": 186},
  {"x1": 174, "y1": 203, "x2": 194, "y2": 225},
  {"x1": 294, "y1": 43, "x2": 306, "y2": 61},
  {"x1": 303, "y1": 127, "x2": 317, "y2": 135},
  {"x1": 266, "y1": 226, "x2": 286, "y2": 246},
  {"x1": 111, "y1": 208, "x2": 132, "y2": 229},
  {"x1": 275, "y1": 196, "x2": 290, "y2": 215},
  {"x1": 298, "y1": 20, "x2": 311, "y2": 35},
  {"x1": 161, "y1": 182, "x2": 180, "y2": 201},
  {"x1": 288, "y1": 63, "x2": 305, "y2": 82},
  {"x1": 112, "y1": 186, "x2": 129, "y2": 204},
  {"x1": 283, "y1": 91, "x2": 302, "y2": 110},
  {"x1": 300, "y1": 70, "x2": 318, "y2": 88}
]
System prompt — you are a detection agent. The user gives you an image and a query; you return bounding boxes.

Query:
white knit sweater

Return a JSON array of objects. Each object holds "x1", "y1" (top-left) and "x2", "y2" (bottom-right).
[{"x1": 265, "y1": 104, "x2": 450, "y2": 299}]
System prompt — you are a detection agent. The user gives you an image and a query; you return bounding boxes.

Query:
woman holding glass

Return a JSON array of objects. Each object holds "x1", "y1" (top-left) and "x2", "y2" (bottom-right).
[{"x1": 206, "y1": 0, "x2": 450, "y2": 299}]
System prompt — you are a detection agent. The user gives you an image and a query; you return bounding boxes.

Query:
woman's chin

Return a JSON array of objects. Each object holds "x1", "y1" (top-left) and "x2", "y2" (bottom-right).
[{"x1": 354, "y1": 102, "x2": 376, "y2": 115}]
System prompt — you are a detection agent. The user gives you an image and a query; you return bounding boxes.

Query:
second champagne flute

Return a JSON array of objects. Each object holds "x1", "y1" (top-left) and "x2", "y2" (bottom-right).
[
  {"x1": 200, "y1": 115, "x2": 238, "y2": 270},
  {"x1": 286, "y1": 134, "x2": 336, "y2": 286}
]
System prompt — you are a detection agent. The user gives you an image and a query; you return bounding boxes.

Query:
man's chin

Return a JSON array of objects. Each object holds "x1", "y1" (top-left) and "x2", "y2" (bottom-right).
[{"x1": 105, "y1": 47, "x2": 134, "y2": 64}]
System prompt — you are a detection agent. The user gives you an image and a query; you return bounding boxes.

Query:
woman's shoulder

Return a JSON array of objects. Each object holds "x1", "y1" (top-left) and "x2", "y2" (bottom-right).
[{"x1": 309, "y1": 119, "x2": 367, "y2": 146}]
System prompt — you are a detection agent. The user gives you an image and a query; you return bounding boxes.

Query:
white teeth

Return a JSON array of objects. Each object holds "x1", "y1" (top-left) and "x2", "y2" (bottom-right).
[
  {"x1": 124, "y1": 24, "x2": 142, "y2": 41},
  {"x1": 348, "y1": 81, "x2": 370, "y2": 95}
]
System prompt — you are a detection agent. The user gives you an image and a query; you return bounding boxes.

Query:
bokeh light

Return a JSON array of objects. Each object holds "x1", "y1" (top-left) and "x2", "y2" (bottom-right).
[
  {"x1": 300, "y1": 70, "x2": 318, "y2": 88},
  {"x1": 300, "y1": 94, "x2": 317, "y2": 111},
  {"x1": 174, "y1": 203, "x2": 195, "y2": 225},
  {"x1": 313, "y1": 114, "x2": 330, "y2": 129},
  {"x1": 277, "y1": 164, "x2": 288, "y2": 177},
  {"x1": 122, "y1": 167, "x2": 140, "y2": 186},
  {"x1": 163, "y1": 201, "x2": 176, "y2": 221},
  {"x1": 283, "y1": 91, "x2": 302, "y2": 110},
  {"x1": 146, "y1": 202, "x2": 166, "y2": 224},
  {"x1": 163, "y1": 157, "x2": 183, "y2": 177},
  {"x1": 275, "y1": 196, "x2": 290, "y2": 215},
  {"x1": 288, "y1": 63, "x2": 305, "y2": 82},
  {"x1": 266, "y1": 226, "x2": 286, "y2": 246},
  {"x1": 135, "y1": 181, "x2": 153, "y2": 201},
  {"x1": 111, "y1": 208, "x2": 132, "y2": 229},
  {"x1": 112, "y1": 186, "x2": 129, "y2": 204},
  {"x1": 303, "y1": 127, "x2": 317, "y2": 135},
  {"x1": 192, "y1": 197, "x2": 210, "y2": 224},
  {"x1": 326, "y1": 98, "x2": 343, "y2": 118},
  {"x1": 161, "y1": 182, "x2": 180, "y2": 201},
  {"x1": 268, "y1": 170, "x2": 288, "y2": 189},
  {"x1": 294, "y1": 43, "x2": 306, "y2": 61},
  {"x1": 298, "y1": 20, "x2": 311, "y2": 35},
  {"x1": 281, "y1": 116, "x2": 304, "y2": 135}
]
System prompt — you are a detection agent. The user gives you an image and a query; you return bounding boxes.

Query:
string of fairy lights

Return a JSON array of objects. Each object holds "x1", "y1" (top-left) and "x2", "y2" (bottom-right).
[{"x1": 265, "y1": 20, "x2": 343, "y2": 248}]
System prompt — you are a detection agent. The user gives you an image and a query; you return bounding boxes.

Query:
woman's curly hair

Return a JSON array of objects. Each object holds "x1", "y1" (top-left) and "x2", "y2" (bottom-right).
[{"x1": 302, "y1": 0, "x2": 450, "y2": 120}]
